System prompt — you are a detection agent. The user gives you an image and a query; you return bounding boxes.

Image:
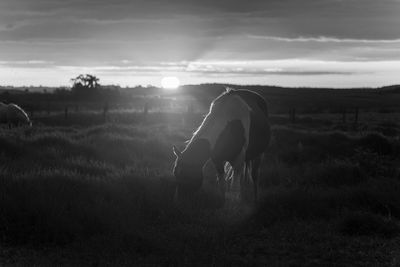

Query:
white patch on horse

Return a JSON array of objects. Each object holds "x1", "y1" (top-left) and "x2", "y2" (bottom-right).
[{"x1": 191, "y1": 95, "x2": 251, "y2": 151}]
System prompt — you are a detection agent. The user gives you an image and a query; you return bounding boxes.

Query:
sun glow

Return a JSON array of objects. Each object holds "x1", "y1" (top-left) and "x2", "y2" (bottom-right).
[{"x1": 161, "y1": 76, "x2": 180, "y2": 90}]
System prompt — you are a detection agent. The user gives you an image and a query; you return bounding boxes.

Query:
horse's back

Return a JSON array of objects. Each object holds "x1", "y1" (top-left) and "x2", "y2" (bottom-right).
[
  {"x1": 6, "y1": 104, "x2": 30, "y2": 125},
  {"x1": 231, "y1": 90, "x2": 269, "y2": 118}
]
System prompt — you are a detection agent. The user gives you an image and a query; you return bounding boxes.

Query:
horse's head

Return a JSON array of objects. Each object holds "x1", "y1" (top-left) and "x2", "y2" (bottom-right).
[
  {"x1": 24, "y1": 117, "x2": 32, "y2": 127},
  {"x1": 20, "y1": 116, "x2": 32, "y2": 127},
  {"x1": 172, "y1": 139, "x2": 211, "y2": 199},
  {"x1": 173, "y1": 146, "x2": 204, "y2": 194}
]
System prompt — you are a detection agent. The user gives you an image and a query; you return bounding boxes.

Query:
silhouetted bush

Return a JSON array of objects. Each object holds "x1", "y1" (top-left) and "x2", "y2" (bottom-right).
[
  {"x1": 356, "y1": 133, "x2": 394, "y2": 155},
  {"x1": 304, "y1": 159, "x2": 366, "y2": 187},
  {"x1": 338, "y1": 212, "x2": 399, "y2": 238}
]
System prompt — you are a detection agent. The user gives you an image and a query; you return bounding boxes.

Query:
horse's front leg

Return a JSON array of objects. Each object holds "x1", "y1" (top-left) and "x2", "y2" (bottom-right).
[
  {"x1": 213, "y1": 160, "x2": 226, "y2": 197},
  {"x1": 239, "y1": 162, "x2": 249, "y2": 202},
  {"x1": 231, "y1": 151, "x2": 247, "y2": 201}
]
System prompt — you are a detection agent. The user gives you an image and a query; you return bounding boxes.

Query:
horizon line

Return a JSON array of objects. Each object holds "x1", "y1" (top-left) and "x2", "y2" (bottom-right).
[{"x1": 1, "y1": 82, "x2": 399, "y2": 90}]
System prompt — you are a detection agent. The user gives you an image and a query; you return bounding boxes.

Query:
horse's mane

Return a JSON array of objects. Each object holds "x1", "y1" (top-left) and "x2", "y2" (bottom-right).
[{"x1": 186, "y1": 88, "x2": 235, "y2": 146}]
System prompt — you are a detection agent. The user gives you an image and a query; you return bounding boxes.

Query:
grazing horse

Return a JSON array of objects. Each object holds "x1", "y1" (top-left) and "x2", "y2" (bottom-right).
[
  {"x1": 173, "y1": 88, "x2": 270, "y2": 202},
  {"x1": 0, "y1": 102, "x2": 32, "y2": 128}
]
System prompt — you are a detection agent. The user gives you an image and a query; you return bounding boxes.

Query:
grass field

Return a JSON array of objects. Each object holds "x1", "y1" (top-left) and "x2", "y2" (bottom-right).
[{"x1": 1, "y1": 110, "x2": 400, "y2": 266}]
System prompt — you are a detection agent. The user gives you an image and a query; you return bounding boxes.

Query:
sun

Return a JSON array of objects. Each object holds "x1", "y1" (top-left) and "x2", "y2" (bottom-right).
[{"x1": 161, "y1": 76, "x2": 180, "y2": 90}]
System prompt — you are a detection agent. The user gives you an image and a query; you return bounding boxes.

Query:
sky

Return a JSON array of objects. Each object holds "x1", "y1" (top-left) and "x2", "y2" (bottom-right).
[{"x1": 0, "y1": 0, "x2": 400, "y2": 88}]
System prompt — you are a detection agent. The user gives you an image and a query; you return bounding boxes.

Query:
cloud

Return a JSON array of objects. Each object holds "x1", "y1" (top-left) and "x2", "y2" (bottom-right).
[
  {"x1": 55, "y1": 59, "x2": 361, "y2": 78},
  {"x1": 0, "y1": 0, "x2": 399, "y2": 87},
  {"x1": 248, "y1": 35, "x2": 400, "y2": 44},
  {"x1": 184, "y1": 60, "x2": 360, "y2": 76},
  {"x1": 2, "y1": 0, "x2": 400, "y2": 36},
  {"x1": 0, "y1": 60, "x2": 54, "y2": 66},
  {"x1": 1, "y1": 59, "x2": 399, "y2": 87}
]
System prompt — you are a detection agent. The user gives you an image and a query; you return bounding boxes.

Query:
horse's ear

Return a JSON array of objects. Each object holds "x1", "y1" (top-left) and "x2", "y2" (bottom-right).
[{"x1": 173, "y1": 145, "x2": 182, "y2": 157}]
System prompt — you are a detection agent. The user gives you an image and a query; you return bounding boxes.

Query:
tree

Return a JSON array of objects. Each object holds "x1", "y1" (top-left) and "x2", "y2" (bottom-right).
[
  {"x1": 71, "y1": 74, "x2": 100, "y2": 89},
  {"x1": 85, "y1": 74, "x2": 100, "y2": 89},
  {"x1": 70, "y1": 74, "x2": 101, "y2": 100}
]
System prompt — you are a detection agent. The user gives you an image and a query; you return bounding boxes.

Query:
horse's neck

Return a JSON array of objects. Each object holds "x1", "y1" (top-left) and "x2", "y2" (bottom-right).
[
  {"x1": 194, "y1": 121, "x2": 225, "y2": 150},
  {"x1": 193, "y1": 95, "x2": 251, "y2": 150},
  {"x1": 184, "y1": 138, "x2": 211, "y2": 166}
]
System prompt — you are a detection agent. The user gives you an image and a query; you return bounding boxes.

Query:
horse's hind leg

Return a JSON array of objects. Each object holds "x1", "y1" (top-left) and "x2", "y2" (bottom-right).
[{"x1": 240, "y1": 162, "x2": 251, "y2": 202}]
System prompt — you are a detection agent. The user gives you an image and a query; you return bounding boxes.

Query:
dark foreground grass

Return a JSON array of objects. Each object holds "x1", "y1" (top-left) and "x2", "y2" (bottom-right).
[{"x1": 1, "y1": 122, "x2": 400, "y2": 266}]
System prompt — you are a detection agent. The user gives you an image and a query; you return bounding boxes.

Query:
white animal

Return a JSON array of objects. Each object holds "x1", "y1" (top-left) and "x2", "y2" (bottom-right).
[{"x1": 0, "y1": 102, "x2": 32, "y2": 128}]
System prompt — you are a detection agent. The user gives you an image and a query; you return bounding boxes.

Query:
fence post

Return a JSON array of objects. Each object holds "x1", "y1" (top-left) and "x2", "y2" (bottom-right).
[
  {"x1": 354, "y1": 107, "x2": 359, "y2": 126},
  {"x1": 64, "y1": 106, "x2": 68, "y2": 120},
  {"x1": 290, "y1": 108, "x2": 296, "y2": 123},
  {"x1": 103, "y1": 102, "x2": 109, "y2": 123},
  {"x1": 143, "y1": 102, "x2": 149, "y2": 123},
  {"x1": 143, "y1": 102, "x2": 149, "y2": 116},
  {"x1": 342, "y1": 108, "x2": 346, "y2": 123}
]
